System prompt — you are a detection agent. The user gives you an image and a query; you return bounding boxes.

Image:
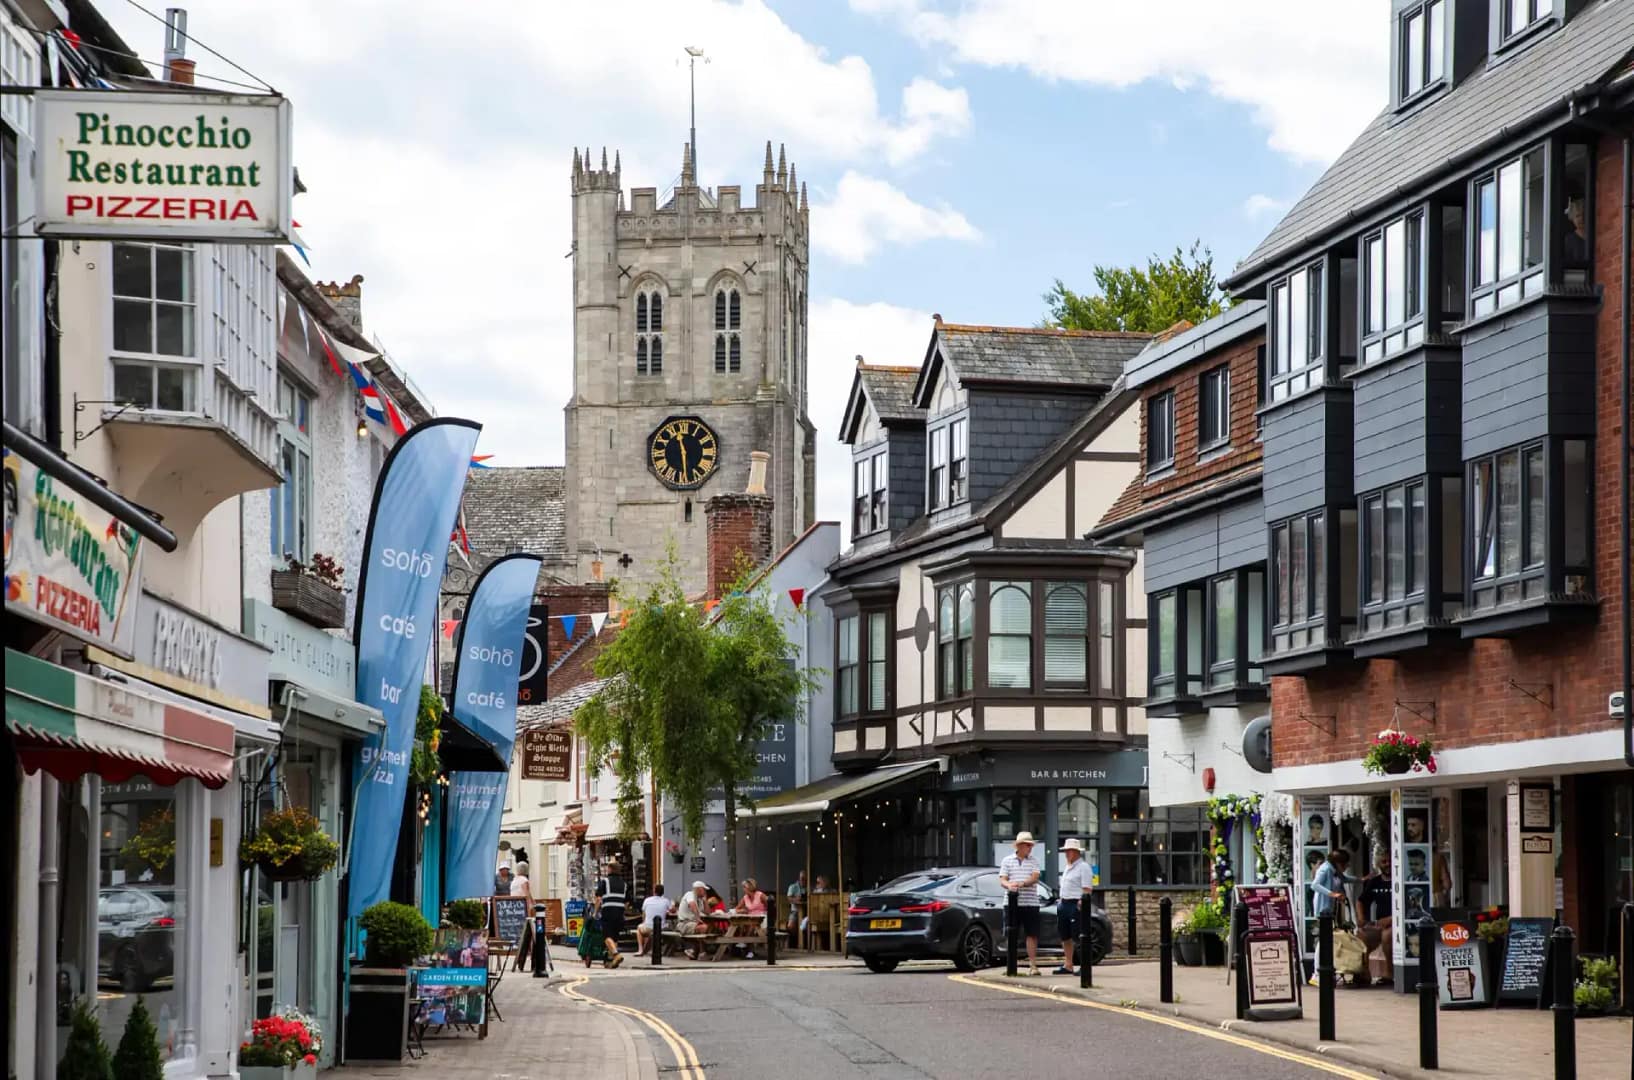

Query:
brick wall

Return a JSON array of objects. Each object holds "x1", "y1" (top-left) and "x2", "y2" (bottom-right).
[
  {"x1": 1096, "y1": 888, "x2": 1193, "y2": 954},
  {"x1": 705, "y1": 493, "x2": 774, "y2": 600},
  {"x1": 538, "y1": 582, "x2": 611, "y2": 665},
  {"x1": 1137, "y1": 330, "x2": 1265, "y2": 501},
  {"x1": 1272, "y1": 132, "x2": 1629, "y2": 767}
]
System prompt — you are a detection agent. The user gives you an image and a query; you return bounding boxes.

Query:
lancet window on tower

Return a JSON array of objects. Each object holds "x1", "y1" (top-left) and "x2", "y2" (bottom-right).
[
  {"x1": 636, "y1": 287, "x2": 664, "y2": 375},
  {"x1": 713, "y1": 285, "x2": 741, "y2": 374}
]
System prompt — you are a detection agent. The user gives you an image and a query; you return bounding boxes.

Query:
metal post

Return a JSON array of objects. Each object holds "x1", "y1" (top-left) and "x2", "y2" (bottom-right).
[
  {"x1": 1621, "y1": 903, "x2": 1633, "y2": 1013},
  {"x1": 1318, "y1": 912, "x2": 1336, "y2": 1042},
  {"x1": 1079, "y1": 897, "x2": 1094, "y2": 989},
  {"x1": 1005, "y1": 889, "x2": 1019, "y2": 977},
  {"x1": 1551, "y1": 925, "x2": 1576, "y2": 1080},
  {"x1": 1232, "y1": 900, "x2": 1249, "y2": 1021},
  {"x1": 1417, "y1": 916, "x2": 1439, "y2": 1070},
  {"x1": 1126, "y1": 884, "x2": 1137, "y2": 955},
  {"x1": 766, "y1": 885, "x2": 776, "y2": 966},
  {"x1": 652, "y1": 914, "x2": 663, "y2": 967},
  {"x1": 1159, "y1": 896, "x2": 1174, "y2": 1004},
  {"x1": 532, "y1": 905, "x2": 549, "y2": 978}
]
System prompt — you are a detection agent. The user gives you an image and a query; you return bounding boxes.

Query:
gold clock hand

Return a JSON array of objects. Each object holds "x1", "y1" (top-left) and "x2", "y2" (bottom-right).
[{"x1": 681, "y1": 441, "x2": 690, "y2": 477}]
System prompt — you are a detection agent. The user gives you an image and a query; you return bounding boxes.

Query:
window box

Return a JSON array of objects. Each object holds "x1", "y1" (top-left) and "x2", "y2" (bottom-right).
[{"x1": 271, "y1": 569, "x2": 346, "y2": 630}]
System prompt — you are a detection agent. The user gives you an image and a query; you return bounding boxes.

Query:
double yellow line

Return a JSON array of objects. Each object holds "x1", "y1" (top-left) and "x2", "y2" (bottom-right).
[
  {"x1": 948, "y1": 974, "x2": 1379, "y2": 1079},
  {"x1": 558, "y1": 976, "x2": 706, "y2": 1079}
]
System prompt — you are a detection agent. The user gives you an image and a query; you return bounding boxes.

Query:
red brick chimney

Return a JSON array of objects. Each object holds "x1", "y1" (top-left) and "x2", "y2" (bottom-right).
[{"x1": 705, "y1": 451, "x2": 774, "y2": 600}]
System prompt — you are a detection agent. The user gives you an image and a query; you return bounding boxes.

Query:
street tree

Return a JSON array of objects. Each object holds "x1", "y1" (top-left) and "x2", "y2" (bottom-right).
[
  {"x1": 1044, "y1": 241, "x2": 1225, "y2": 333},
  {"x1": 576, "y1": 550, "x2": 814, "y2": 901}
]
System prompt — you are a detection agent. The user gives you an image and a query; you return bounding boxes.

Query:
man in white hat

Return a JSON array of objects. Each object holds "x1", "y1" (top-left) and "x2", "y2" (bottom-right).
[
  {"x1": 999, "y1": 832, "x2": 1043, "y2": 975},
  {"x1": 675, "y1": 880, "x2": 707, "y2": 958},
  {"x1": 1056, "y1": 838, "x2": 1092, "y2": 975}
]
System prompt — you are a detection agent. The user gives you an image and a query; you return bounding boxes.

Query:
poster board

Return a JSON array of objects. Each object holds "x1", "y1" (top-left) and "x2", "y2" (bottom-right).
[
  {"x1": 1434, "y1": 921, "x2": 1489, "y2": 1009},
  {"x1": 1294, "y1": 797, "x2": 1331, "y2": 960},
  {"x1": 1234, "y1": 885, "x2": 1303, "y2": 1020},
  {"x1": 1392, "y1": 789, "x2": 1433, "y2": 966},
  {"x1": 416, "y1": 929, "x2": 487, "y2": 1027},
  {"x1": 1498, "y1": 917, "x2": 1552, "y2": 1005},
  {"x1": 492, "y1": 895, "x2": 529, "y2": 947},
  {"x1": 564, "y1": 898, "x2": 586, "y2": 946}
]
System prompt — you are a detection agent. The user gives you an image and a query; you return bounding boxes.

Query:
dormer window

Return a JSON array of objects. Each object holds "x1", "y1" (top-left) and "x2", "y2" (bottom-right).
[
  {"x1": 1400, "y1": 1, "x2": 1445, "y2": 100},
  {"x1": 1361, "y1": 211, "x2": 1425, "y2": 363},
  {"x1": 1267, "y1": 262, "x2": 1325, "y2": 401},
  {"x1": 1501, "y1": 0, "x2": 1552, "y2": 42},
  {"x1": 929, "y1": 426, "x2": 948, "y2": 509},
  {"x1": 949, "y1": 419, "x2": 968, "y2": 503},
  {"x1": 928, "y1": 418, "x2": 968, "y2": 510}
]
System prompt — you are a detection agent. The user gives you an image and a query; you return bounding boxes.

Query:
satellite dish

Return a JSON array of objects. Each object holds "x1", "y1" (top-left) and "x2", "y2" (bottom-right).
[{"x1": 1243, "y1": 715, "x2": 1273, "y2": 774}]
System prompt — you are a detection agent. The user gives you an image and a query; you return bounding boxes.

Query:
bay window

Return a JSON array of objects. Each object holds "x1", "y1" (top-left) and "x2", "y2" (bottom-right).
[
  {"x1": 867, "y1": 611, "x2": 888, "y2": 712},
  {"x1": 1470, "y1": 147, "x2": 1545, "y2": 318},
  {"x1": 1361, "y1": 211, "x2": 1425, "y2": 363},
  {"x1": 937, "y1": 583, "x2": 975, "y2": 698},
  {"x1": 1207, "y1": 567, "x2": 1267, "y2": 693},
  {"x1": 1097, "y1": 581, "x2": 1116, "y2": 695},
  {"x1": 1043, "y1": 583, "x2": 1087, "y2": 686},
  {"x1": 111, "y1": 242, "x2": 198, "y2": 411},
  {"x1": 837, "y1": 616, "x2": 859, "y2": 716},
  {"x1": 1357, "y1": 475, "x2": 1464, "y2": 646},
  {"x1": 987, "y1": 581, "x2": 1032, "y2": 690},
  {"x1": 1268, "y1": 262, "x2": 1325, "y2": 400},
  {"x1": 1467, "y1": 438, "x2": 1592, "y2": 619},
  {"x1": 838, "y1": 610, "x2": 892, "y2": 716},
  {"x1": 1268, "y1": 508, "x2": 1356, "y2": 659},
  {"x1": 1148, "y1": 581, "x2": 1203, "y2": 708},
  {"x1": 1150, "y1": 567, "x2": 1265, "y2": 711}
]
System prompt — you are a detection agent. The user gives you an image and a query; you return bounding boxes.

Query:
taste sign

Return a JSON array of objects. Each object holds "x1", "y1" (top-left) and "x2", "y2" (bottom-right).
[{"x1": 35, "y1": 89, "x2": 293, "y2": 242}]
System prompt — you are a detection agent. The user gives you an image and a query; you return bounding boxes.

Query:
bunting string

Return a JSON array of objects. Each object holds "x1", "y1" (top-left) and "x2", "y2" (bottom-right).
[{"x1": 436, "y1": 579, "x2": 817, "y2": 639}]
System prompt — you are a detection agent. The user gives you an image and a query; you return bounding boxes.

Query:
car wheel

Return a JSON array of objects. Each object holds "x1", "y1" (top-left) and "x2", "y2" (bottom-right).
[
  {"x1": 117, "y1": 950, "x2": 150, "y2": 993},
  {"x1": 954, "y1": 925, "x2": 992, "y2": 972},
  {"x1": 863, "y1": 956, "x2": 900, "y2": 974},
  {"x1": 1086, "y1": 921, "x2": 1111, "y2": 966}
]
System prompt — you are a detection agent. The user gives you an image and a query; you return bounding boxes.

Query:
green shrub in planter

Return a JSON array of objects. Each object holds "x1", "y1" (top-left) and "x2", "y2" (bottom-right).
[
  {"x1": 359, "y1": 901, "x2": 434, "y2": 967},
  {"x1": 112, "y1": 997, "x2": 164, "y2": 1080},
  {"x1": 59, "y1": 997, "x2": 113, "y2": 1080},
  {"x1": 445, "y1": 898, "x2": 487, "y2": 931}
]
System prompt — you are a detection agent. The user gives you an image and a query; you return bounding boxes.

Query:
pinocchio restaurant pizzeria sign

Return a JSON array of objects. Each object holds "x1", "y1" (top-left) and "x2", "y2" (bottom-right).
[{"x1": 35, "y1": 89, "x2": 293, "y2": 242}]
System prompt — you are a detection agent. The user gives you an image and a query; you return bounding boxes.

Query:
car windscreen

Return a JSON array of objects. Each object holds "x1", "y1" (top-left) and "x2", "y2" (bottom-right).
[{"x1": 877, "y1": 873, "x2": 956, "y2": 893}]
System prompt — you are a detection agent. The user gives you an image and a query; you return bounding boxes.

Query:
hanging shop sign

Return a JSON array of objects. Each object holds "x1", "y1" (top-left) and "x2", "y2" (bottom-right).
[
  {"x1": 520, "y1": 728, "x2": 572, "y2": 782},
  {"x1": 518, "y1": 603, "x2": 550, "y2": 705},
  {"x1": 34, "y1": 89, "x2": 294, "y2": 242},
  {"x1": 4, "y1": 446, "x2": 144, "y2": 657}
]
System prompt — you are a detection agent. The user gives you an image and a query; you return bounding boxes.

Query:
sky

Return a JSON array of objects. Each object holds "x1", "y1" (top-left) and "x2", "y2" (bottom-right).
[{"x1": 101, "y1": 0, "x2": 1392, "y2": 532}]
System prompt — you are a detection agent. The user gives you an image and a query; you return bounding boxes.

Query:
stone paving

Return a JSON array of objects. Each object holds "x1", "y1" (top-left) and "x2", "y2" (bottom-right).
[{"x1": 976, "y1": 959, "x2": 1634, "y2": 1079}]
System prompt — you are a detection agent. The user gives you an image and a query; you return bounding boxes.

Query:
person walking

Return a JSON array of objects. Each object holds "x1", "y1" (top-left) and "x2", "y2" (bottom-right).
[
  {"x1": 595, "y1": 861, "x2": 628, "y2": 968},
  {"x1": 786, "y1": 871, "x2": 807, "y2": 947},
  {"x1": 511, "y1": 860, "x2": 534, "y2": 971},
  {"x1": 1309, "y1": 849, "x2": 1350, "y2": 984},
  {"x1": 1055, "y1": 838, "x2": 1092, "y2": 975},
  {"x1": 999, "y1": 831, "x2": 1044, "y2": 976}
]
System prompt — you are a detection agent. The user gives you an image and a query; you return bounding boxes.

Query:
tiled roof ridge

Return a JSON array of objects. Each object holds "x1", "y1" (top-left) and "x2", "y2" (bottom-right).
[
  {"x1": 858, "y1": 363, "x2": 922, "y2": 373},
  {"x1": 940, "y1": 322, "x2": 1154, "y2": 340}
]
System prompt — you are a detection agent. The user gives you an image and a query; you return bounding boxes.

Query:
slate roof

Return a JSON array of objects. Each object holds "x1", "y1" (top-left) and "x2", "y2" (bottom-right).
[
  {"x1": 459, "y1": 466, "x2": 567, "y2": 568},
  {"x1": 1229, "y1": 0, "x2": 1634, "y2": 288},
  {"x1": 856, "y1": 365, "x2": 923, "y2": 422},
  {"x1": 932, "y1": 323, "x2": 1151, "y2": 392}
]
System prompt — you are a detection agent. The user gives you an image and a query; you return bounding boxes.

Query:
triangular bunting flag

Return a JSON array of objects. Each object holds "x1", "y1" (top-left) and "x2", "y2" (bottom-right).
[
  {"x1": 561, "y1": 614, "x2": 577, "y2": 639},
  {"x1": 788, "y1": 588, "x2": 805, "y2": 609},
  {"x1": 590, "y1": 612, "x2": 608, "y2": 635},
  {"x1": 314, "y1": 325, "x2": 345, "y2": 379},
  {"x1": 704, "y1": 599, "x2": 721, "y2": 615},
  {"x1": 441, "y1": 619, "x2": 458, "y2": 639}
]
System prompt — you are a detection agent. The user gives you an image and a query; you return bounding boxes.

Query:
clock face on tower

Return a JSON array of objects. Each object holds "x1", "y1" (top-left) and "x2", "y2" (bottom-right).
[{"x1": 647, "y1": 415, "x2": 720, "y2": 490}]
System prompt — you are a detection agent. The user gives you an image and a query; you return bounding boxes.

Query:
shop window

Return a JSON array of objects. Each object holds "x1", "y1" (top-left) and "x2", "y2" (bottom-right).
[
  {"x1": 1108, "y1": 790, "x2": 1206, "y2": 886},
  {"x1": 987, "y1": 581, "x2": 1032, "y2": 690},
  {"x1": 992, "y1": 789, "x2": 1047, "y2": 845},
  {"x1": 99, "y1": 779, "x2": 186, "y2": 1060}
]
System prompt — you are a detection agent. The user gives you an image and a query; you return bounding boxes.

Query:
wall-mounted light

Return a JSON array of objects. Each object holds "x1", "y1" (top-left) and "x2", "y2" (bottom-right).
[{"x1": 357, "y1": 419, "x2": 368, "y2": 439}]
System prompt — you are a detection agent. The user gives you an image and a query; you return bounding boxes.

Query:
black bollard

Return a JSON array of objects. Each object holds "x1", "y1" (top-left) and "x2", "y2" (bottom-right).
[
  {"x1": 766, "y1": 892, "x2": 777, "y2": 966},
  {"x1": 1317, "y1": 913, "x2": 1336, "y2": 1042},
  {"x1": 1621, "y1": 903, "x2": 1633, "y2": 1013},
  {"x1": 532, "y1": 906, "x2": 549, "y2": 978},
  {"x1": 1126, "y1": 884, "x2": 1138, "y2": 955},
  {"x1": 1079, "y1": 911, "x2": 1094, "y2": 989},
  {"x1": 1417, "y1": 916, "x2": 1438, "y2": 1070},
  {"x1": 1232, "y1": 900, "x2": 1249, "y2": 1021},
  {"x1": 652, "y1": 914, "x2": 663, "y2": 967},
  {"x1": 1006, "y1": 889, "x2": 1020, "y2": 977},
  {"x1": 1551, "y1": 925, "x2": 1576, "y2": 1080},
  {"x1": 1159, "y1": 896, "x2": 1174, "y2": 1004}
]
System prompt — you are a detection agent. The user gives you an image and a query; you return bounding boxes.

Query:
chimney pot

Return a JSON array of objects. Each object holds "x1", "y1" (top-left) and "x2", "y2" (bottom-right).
[
  {"x1": 168, "y1": 58, "x2": 196, "y2": 85},
  {"x1": 746, "y1": 451, "x2": 770, "y2": 496}
]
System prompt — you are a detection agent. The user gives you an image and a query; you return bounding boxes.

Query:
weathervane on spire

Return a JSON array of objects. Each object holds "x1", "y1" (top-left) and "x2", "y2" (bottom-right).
[{"x1": 684, "y1": 46, "x2": 707, "y2": 179}]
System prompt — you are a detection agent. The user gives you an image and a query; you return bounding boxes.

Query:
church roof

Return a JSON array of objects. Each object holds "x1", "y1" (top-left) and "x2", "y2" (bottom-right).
[
  {"x1": 459, "y1": 466, "x2": 567, "y2": 569},
  {"x1": 920, "y1": 323, "x2": 1151, "y2": 403}
]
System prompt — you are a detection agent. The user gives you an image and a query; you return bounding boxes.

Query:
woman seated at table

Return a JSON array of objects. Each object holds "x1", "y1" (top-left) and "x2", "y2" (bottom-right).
[
  {"x1": 705, "y1": 886, "x2": 728, "y2": 915},
  {"x1": 736, "y1": 878, "x2": 767, "y2": 915}
]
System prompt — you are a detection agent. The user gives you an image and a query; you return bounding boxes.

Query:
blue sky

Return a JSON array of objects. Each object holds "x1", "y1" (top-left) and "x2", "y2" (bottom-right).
[{"x1": 100, "y1": 0, "x2": 1390, "y2": 527}]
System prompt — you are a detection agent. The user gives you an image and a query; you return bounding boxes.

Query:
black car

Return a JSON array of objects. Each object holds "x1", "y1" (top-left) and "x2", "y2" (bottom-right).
[
  {"x1": 845, "y1": 867, "x2": 1112, "y2": 973},
  {"x1": 97, "y1": 886, "x2": 175, "y2": 992}
]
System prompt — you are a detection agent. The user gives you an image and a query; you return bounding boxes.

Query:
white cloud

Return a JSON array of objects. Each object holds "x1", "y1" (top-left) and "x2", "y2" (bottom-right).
[
  {"x1": 807, "y1": 298, "x2": 933, "y2": 540},
  {"x1": 814, "y1": 172, "x2": 981, "y2": 265},
  {"x1": 1241, "y1": 193, "x2": 1292, "y2": 219},
  {"x1": 95, "y1": 0, "x2": 972, "y2": 472},
  {"x1": 852, "y1": 0, "x2": 1389, "y2": 165}
]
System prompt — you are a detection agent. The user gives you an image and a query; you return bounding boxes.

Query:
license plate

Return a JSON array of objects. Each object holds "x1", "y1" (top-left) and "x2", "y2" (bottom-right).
[{"x1": 870, "y1": 918, "x2": 902, "y2": 930}]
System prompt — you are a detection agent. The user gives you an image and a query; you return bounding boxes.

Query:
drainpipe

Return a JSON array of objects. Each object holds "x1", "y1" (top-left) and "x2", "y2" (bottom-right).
[
  {"x1": 36, "y1": 774, "x2": 58, "y2": 1080},
  {"x1": 1621, "y1": 136, "x2": 1632, "y2": 768}
]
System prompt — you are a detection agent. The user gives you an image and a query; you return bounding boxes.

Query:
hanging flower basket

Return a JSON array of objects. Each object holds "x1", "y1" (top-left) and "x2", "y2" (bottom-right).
[
  {"x1": 1362, "y1": 729, "x2": 1437, "y2": 777},
  {"x1": 241, "y1": 807, "x2": 340, "y2": 882}
]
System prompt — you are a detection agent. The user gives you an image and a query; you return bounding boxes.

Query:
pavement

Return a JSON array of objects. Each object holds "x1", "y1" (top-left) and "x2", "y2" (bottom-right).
[{"x1": 970, "y1": 958, "x2": 1634, "y2": 1080}]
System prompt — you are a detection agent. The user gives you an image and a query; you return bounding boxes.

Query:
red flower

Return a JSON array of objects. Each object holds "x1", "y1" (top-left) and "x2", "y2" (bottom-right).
[{"x1": 304, "y1": 1054, "x2": 317, "y2": 1065}]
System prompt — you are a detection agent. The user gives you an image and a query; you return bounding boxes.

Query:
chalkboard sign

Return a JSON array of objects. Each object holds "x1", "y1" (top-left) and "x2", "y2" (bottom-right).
[
  {"x1": 492, "y1": 895, "x2": 529, "y2": 946},
  {"x1": 1499, "y1": 917, "x2": 1551, "y2": 1004}
]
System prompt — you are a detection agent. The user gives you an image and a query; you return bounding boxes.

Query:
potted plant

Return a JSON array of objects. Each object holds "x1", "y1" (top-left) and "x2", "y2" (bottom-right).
[
  {"x1": 665, "y1": 839, "x2": 685, "y2": 864},
  {"x1": 1474, "y1": 913, "x2": 1508, "y2": 998},
  {"x1": 445, "y1": 898, "x2": 487, "y2": 931},
  {"x1": 1574, "y1": 957, "x2": 1618, "y2": 1017},
  {"x1": 113, "y1": 996, "x2": 163, "y2": 1080},
  {"x1": 271, "y1": 552, "x2": 347, "y2": 629},
  {"x1": 239, "y1": 1008, "x2": 322, "y2": 1079},
  {"x1": 1190, "y1": 897, "x2": 1229, "y2": 966},
  {"x1": 1361, "y1": 729, "x2": 1437, "y2": 776},
  {"x1": 1172, "y1": 903, "x2": 1203, "y2": 967},
  {"x1": 241, "y1": 807, "x2": 339, "y2": 882},
  {"x1": 346, "y1": 902, "x2": 434, "y2": 1061},
  {"x1": 59, "y1": 997, "x2": 113, "y2": 1080}
]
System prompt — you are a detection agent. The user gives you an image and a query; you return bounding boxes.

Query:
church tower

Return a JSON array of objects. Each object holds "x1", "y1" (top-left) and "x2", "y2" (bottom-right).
[{"x1": 563, "y1": 142, "x2": 814, "y2": 593}]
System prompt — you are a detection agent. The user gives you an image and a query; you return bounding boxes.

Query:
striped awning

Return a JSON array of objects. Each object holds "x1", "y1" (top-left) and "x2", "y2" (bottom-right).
[{"x1": 5, "y1": 648, "x2": 237, "y2": 788}]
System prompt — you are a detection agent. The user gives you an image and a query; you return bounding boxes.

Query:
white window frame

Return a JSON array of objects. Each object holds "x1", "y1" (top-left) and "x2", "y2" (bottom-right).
[
  {"x1": 271, "y1": 372, "x2": 314, "y2": 563},
  {"x1": 109, "y1": 241, "x2": 202, "y2": 412}
]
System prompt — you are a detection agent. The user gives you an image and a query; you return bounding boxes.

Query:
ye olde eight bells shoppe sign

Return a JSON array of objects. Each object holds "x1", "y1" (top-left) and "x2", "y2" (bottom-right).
[{"x1": 35, "y1": 90, "x2": 293, "y2": 242}]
